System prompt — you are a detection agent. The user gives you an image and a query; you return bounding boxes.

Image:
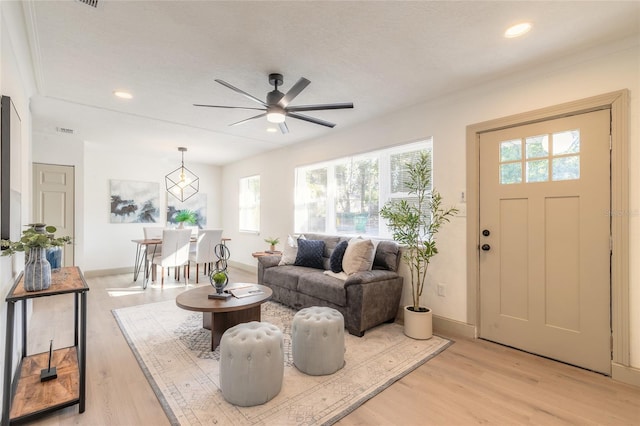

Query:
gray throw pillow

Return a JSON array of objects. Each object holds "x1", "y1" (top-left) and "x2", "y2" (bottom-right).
[{"x1": 294, "y1": 239, "x2": 325, "y2": 269}]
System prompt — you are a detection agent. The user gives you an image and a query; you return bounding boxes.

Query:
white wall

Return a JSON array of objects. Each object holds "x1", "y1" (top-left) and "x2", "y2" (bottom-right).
[
  {"x1": 81, "y1": 143, "x2": 223, "y2": 272},
  {"x1": 223, "y1": 42, "x2": 640, "y2": 367},
  {"x1": 32, "y1": 136, "x2": 224, "y2": 273},
  {"x1": 0, "y1": 1, "x2": 36, "y2": 415}
]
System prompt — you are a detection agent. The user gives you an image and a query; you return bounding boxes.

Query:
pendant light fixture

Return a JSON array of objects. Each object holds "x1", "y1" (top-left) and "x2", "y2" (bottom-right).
[{"x1": 165, "y1": 147, "x2": 199, "y2": 202}]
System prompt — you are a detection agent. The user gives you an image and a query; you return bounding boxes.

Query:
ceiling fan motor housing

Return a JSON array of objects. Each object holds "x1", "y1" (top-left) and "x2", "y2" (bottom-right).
[{"x1": 268, "y1": 73, "x2": 284, "y2": 88}]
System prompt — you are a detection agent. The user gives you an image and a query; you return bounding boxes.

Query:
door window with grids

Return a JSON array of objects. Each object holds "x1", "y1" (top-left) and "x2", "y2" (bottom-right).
[{"x1": 500, "y1": 129, "x2": 580, "y2": 184}]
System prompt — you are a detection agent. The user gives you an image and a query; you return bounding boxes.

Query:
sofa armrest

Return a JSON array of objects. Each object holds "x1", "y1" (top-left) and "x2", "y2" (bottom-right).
[
  {"x1": 257, "y1": 255, "x2": 281, "y2": 268},
  {"x1": 344, "y1": 269, "x2": 400, "y2": 286},
  {"x1": 257, "y1": 255, "x2": 281, "y2": 284}
]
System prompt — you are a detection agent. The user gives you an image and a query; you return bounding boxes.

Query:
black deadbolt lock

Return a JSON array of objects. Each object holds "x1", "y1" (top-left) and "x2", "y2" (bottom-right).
[{"x1": 482, "y1": 229, "x2": 490, "y2": 237}]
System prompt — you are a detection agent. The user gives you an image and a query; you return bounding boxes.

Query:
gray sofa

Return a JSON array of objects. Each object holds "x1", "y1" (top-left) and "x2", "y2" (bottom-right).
[{"x1": 257, "y1": 233, "x2": 403, "y2": 336}]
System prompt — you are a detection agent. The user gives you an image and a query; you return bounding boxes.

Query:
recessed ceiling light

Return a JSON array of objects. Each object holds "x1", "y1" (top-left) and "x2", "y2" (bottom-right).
[
  {"x1": 504, "y1": 22, "x2": 532, "y2": 38},
  {"x1": 266, "y1": 127, "x2": 278, "y2": 133},
  {"x1": 113, "y1": 90, "x2": 133, "y2": 99}
]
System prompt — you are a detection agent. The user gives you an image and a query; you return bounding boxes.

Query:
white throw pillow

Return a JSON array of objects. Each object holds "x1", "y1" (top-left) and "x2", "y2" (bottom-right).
[{"x1": 278, "y1": 234, "x2": 305, "y2": 266}]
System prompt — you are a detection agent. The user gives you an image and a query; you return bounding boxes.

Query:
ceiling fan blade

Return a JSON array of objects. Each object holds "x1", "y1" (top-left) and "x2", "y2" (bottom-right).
[
  {"x1": 279, "y1": 122, "x2": 289, "y2": 134},
  {"x1": 287, "y1": 112, "x2": 336, "y2": 128},
  {"x1": 193, "y1": 104, "x2": 265, "y2": 111},
  {"x1": 286, "y1": 102, "x2": 354, "y2": 112},
  {"x1": 229, "y1": 113, "x2": 266, "y2": 127},
  {"x1": 278, "y1": 77, "x2": 310, "y2": 108},
  {"x1": 215, "y1": 79, "x2": 267, "y2": 107}
]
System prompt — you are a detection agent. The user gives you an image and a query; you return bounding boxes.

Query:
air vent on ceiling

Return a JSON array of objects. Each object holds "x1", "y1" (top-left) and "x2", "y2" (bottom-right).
[
  {"x1": 56, "y1": 127, "x2": 74, "y2": 135},
  {"x1": 76, "y1": 0, "x2": 99, "y2": 8}
]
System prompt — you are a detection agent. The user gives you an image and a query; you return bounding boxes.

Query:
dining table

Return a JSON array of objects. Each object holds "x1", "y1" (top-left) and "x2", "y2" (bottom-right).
[
  {"x1": 131, "y1": 239, "x2": 162, "y2": 285},
  {"x1": 131, "y1": 236, "x2": 231, "y2": 288}
]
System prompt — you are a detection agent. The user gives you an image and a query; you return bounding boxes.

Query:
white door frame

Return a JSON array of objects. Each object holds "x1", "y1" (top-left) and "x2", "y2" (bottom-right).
[{"x1": 466, "y1": 90, "x2": 631, "y2": 381}]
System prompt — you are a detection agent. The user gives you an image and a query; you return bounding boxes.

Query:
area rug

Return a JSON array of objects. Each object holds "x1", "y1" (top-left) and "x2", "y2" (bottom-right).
[{"x1": 113, "y1": 298, "x2": 452, "y2": 425}]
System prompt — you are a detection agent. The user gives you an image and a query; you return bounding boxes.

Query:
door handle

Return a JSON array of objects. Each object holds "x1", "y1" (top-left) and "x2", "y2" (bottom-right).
[{"x1": 481, "y1": 244, "x2": 491, "y2": 251}]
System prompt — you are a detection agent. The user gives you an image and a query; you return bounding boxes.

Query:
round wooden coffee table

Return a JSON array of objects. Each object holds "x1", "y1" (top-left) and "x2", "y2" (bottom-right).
[{"x1": 176, "y1": 284, "x2": 272, "y2": 351}]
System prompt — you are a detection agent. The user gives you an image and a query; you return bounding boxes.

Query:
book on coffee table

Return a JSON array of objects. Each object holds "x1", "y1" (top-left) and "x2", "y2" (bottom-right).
[{"x1": 227, "y1": 285, "x2": 264, "y2": 298}]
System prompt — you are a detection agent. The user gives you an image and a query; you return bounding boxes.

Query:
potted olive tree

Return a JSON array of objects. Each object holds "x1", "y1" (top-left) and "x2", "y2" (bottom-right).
[{"x1": 379, "y1": 151, "x2": 457, "y2": 339}]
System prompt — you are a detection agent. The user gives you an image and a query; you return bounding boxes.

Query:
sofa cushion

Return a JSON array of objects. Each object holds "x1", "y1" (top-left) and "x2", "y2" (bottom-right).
[
  {"x1": 294, "y1": 239, "x2": 325, "y2": 269},
  {"x1": 329, "y1": 240, "x2": 348, "y2": 273},
  {"x1": 263, "y1": 265, "x2": 304, "y2": 291},
  {"x1": 297, "y1": 272, "x2": 347, "y2": 306},
  {"x1": 373, "y1": 240, "x2": 400, "y2": 272},
  {"x1": 342, "y1": 238, "x2": 375, "y2": 275}
]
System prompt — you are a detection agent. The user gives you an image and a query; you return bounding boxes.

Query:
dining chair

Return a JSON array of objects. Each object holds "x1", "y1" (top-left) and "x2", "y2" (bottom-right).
[
  {"x1": 188, "y1": 229, "x2": 223, "y2": 283},
  {"x1": 148, "y1": 229, "x2": 192, "y2": 286},
  {"x1": 141, "y1": 226, "x2": 165, "y2": 278},
  {"x1": 143, "y1": 226, "x2": 164, "y2": 240}
]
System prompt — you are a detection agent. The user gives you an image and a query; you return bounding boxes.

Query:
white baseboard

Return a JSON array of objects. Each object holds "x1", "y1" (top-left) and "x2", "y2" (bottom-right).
[
  {"x1": 433, "y1": 314, "x2": 477, "y2": 339},
  {"x1": 612, "y1": 362, "x2": 640, "y2": 387},
  {"x1": 84, "y1": 267, "x2": 132, "y2": 278},
  {"x1": 229, "y1": 260, "x2": 257, "y2": 275}
]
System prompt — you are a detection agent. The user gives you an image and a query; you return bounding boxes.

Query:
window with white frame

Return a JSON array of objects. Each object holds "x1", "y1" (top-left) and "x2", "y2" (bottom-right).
[
  {"x1": 294, "y1": 139, "x2": 432, "y2": 237},
  {"x1": 239, "y1": 175, "x2": 260, "y2": 233}
]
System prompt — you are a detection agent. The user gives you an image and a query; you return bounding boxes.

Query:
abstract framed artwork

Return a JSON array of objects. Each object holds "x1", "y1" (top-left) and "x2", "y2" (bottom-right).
[
  {"x1": 110, "y1": 180, "x2": 160, "y2": 223},
  {"x1": 167, "y1": 192, "x2": 207, "y2": 228}
]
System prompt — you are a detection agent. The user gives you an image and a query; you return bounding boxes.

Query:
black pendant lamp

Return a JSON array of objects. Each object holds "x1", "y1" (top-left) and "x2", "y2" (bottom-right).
[{"x1": 165, "y1": 147, "x2": 199, "y2": 202}]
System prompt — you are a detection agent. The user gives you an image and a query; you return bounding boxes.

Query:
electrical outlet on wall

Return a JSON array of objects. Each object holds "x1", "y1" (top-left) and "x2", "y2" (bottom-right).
[{"x1": 437, "y1": 283, "x2": 446, "y2": 297}]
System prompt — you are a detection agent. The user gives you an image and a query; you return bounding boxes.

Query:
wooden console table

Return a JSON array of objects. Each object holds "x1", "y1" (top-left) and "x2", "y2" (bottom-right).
[{"x1": 2, "y1": 266, "x2": 89, "y2": 425}]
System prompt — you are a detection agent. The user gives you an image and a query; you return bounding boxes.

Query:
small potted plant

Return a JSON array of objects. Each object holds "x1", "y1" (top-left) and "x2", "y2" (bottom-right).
[
  {"x1": 209, "y1": 269, "x2": 229, "y2": 294},
  {"x1": 264, "y1": 237, "x2": 280, "y2": 252},
  {"x1": 1, "y1": 224, "x2": 72, "y2": 291},
  {"x1": 379, "y1": 151, "x2": 457, "y2": 339},
  {"x1": 174, "y1": 209, "x2": 197, "y2": 228}
]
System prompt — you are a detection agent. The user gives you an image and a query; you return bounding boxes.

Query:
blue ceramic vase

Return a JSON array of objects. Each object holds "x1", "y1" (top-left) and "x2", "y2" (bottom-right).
[{"x1": 24, "y1": 247, "x2": 52, "y2": 291}]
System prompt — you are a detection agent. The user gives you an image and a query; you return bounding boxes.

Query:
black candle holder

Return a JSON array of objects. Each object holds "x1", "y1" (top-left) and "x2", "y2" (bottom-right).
[{"x1": 40, "y1": 340, "x2": 57, "y2": 382}]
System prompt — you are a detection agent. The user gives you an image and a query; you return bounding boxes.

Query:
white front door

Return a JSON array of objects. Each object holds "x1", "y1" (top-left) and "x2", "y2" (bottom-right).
[
  {"x1": 479, "y1": 109, "x2": 611, "y2": 374},
  {"x1": 33, "y1": 163, "x2": 75, "y2": 266}
]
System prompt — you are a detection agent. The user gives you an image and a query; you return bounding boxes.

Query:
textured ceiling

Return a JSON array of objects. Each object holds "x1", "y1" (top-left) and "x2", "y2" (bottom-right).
[{"x1": 22, "y1": 0, "x2": 640, "y2": 165}]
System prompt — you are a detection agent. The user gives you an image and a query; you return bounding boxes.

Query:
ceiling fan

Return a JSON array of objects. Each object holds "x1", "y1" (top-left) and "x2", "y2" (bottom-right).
[{"x1": 194, "y1": 73, "x2": 353, "y2": 134}]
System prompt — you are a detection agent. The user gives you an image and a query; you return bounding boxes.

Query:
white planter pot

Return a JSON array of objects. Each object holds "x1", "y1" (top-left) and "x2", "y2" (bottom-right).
[{"x1": 403, "y1": 306, "x2": 433, "y2": 340}]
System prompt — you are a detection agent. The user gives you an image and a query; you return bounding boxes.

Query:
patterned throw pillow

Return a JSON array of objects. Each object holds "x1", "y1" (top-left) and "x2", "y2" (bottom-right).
[
  {"x1": 329, "y1": 240, "x2": 348, "y2": 273},
  {"x1": 294, "y1": 239, "x2": 325, "y2": 269}
]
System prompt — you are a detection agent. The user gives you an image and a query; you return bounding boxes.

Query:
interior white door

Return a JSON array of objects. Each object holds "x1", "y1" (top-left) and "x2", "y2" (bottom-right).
[
  {"x1": 33, "y1": 163, "x2": 75, "y2": 266},
  {"x1": 479, "y1": 109, "x2": 611, "y2": 374}
]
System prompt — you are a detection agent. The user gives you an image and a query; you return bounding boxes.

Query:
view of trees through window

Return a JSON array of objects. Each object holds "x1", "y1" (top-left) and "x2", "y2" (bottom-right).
[{"x1": 295, "y1": 139, "x2": 432, "y2": 237}]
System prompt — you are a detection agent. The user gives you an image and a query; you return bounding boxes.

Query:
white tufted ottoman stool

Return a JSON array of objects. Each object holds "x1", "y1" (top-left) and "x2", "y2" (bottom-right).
[
  {"x1": 292, "y1": 306, "x2": 345, "y2": 375},
  {"x1": 219, "y1": 321, "x2": 284, "y2": 406}
]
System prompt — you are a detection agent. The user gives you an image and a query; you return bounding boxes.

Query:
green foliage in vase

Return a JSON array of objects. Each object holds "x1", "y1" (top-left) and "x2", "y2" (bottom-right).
[
  {"x1": 174, "y1": 209, "x2": 197, "y2": 224},
  {"x1": 379, "y1": 151, "x2": 457, "y2": 311},
  {"x1": 212, "y1": 271, "x2": 228, "y2": 284},
  {"x1": 264, "y1": 237, "x2": 280, "y2": 246},
  {"x1": 1, "y1": 224, "x2": 72, "y2": 256}
]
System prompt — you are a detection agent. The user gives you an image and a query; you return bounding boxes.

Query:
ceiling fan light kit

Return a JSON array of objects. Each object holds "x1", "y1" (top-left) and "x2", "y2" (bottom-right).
[
  {"x1": 195, "y1": 73, "x2": 353, "y2": 134},
  {"x1": 165, "y1": 147, "x2": 199, "y2": 202}
]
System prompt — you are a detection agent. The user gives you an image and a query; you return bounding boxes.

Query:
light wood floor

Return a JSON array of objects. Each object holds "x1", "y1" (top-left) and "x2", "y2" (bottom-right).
[{"x1": 18, "y1": 266, "x2": 640, "y2": 425}]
